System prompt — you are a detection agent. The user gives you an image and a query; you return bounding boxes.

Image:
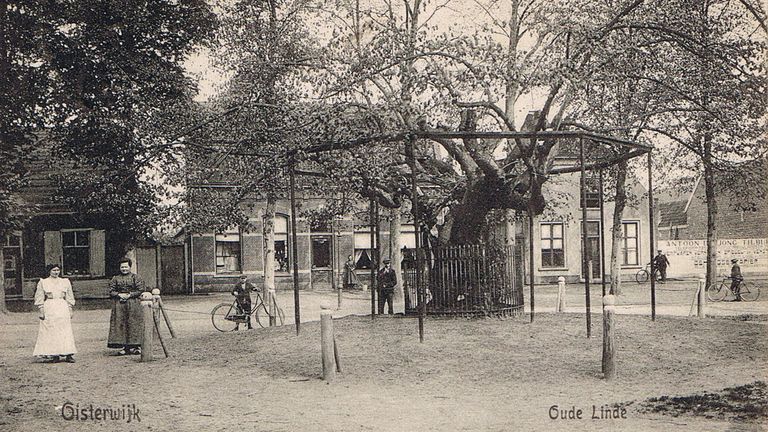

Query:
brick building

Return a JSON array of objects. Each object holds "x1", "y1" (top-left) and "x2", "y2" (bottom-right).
[{"x1": 657, "y1": 169, "x2": 768, "y2": 277}]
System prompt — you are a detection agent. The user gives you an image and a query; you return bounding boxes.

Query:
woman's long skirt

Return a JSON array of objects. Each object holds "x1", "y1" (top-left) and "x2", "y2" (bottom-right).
[
  {"x1": 107, "y1": 298, "x2": 145, "y2": 348},
  {"x1": 33, "y1": 299, "x2": 77, "y2": 356}
]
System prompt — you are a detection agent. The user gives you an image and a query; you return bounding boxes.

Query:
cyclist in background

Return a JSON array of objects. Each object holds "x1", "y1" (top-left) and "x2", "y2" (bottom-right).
[{"x1": 729, "y1": 259, "x2": 743, "y2": 301}]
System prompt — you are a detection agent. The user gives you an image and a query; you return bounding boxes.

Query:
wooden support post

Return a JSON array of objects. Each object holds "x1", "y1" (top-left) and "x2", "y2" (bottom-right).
[
  {"x1": 320, "y1": 302, "x2": 336, "y2": 381},
  {"x1": 289, "y1": 161, "x2": 301, "y2": 335},
  {"x1": 151, "y1": 293, "x2": 170, "y2": 359},
  {"x1": 648, "y1": 152, "x2": 657, "y2": 321},
  {"x1": 333, "y1": 336, "x2": 342, "y2": 373},
  {"x1": 697, "y1": 277, "x2": 706, "y2": 318},
  {"x1": 580, "y1": 137, "x2": 592, "y2": 338},
  {"x1": 602, "y1": 294, "x2": 616, "y2": 380},
  {"x1": 153, "y1": 289, "x2": 176, "y2": 338},
  {"x1": 140, "y1": 292, "x2": 154, "y2": 362},
  {"x1": 556, "y1": 276, "x2": 566, "y2": 313}
]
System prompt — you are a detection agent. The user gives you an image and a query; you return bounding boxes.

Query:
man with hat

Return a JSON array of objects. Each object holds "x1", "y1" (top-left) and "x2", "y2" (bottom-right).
[
  {"x1": 377, "y1": 258, "x2": 397, "y2": 315},
  {"x1": 729, "y1": 258, "x2": 743, "y2": 301},
  {"x1": 653, "y1": 249, "x2": 670, "y2": 283}
]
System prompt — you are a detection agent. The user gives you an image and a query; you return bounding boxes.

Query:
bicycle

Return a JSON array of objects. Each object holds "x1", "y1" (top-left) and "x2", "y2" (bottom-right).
[
  {"x1": 635, "y1": 263, "x2": 660, "y2": 284},
  {"x1": 211, "y1": 291, "x2": 286, "y2": 332},
  {"x1": 706, "y1": 277, "x2": 760, "y2": 302}
]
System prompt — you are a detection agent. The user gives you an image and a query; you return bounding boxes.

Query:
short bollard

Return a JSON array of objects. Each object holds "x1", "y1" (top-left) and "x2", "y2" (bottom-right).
[
  {"x1": 268, "y1": 289, "x2": 276, "y2": 327},
  {"x1": 140, "y1": 292, "x2": 154, "y2": 362},
  {"x1": 556, "y1": 276, "x2": 566, "y2": 313},
  {"x1": 602, "y1": 295, "x2": 616, "y2": 380},
  {"x1": 697, "y1": 277, "x2": 706, "y2": 318},
  {"x1": 320, "y1": 302, "x2": 336, "y2": 381},
  {"x1": 153, "y1": 288, "x2": 177, "y2": 338}
]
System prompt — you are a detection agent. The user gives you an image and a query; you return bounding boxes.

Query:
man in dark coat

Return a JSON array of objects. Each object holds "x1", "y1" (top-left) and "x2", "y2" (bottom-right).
[
  {"x1": 653, "y1": 249, "x2": 670, "y2": 283},
  {"x1": 232, "y1": 275, "x2": 259, "y2": 330},
  {"x1": 377, "y1": 258, "x2": 397, "y2": 315},
  {"x1": 730, "y1": 259, "x2": 743, "y2": 301}
]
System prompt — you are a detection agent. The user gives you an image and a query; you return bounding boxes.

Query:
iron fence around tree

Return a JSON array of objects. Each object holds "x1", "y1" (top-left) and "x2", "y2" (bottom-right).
[{"x1": 403, "y1": 244, "x2": 524, "y2": 317}]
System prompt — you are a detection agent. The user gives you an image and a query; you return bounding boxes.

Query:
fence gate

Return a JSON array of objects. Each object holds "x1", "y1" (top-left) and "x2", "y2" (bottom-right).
[{"x1": 403, "y1": 244, "x2": 524, "y2": 317}]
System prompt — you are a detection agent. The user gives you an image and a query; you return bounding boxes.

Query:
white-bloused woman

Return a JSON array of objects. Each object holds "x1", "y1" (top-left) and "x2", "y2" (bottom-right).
[{"x1": 33, "y1": 263, "x2": 77, "y2": 363}]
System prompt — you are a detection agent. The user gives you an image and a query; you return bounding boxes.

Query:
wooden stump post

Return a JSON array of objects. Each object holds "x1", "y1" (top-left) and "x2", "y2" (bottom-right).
[
  {"x1": 697, "y1": 277, "x2": 706, "y2": 318},
  {"x1": 140, "y1": 292, "x2": 154, "y2": 362},
  {"x1": 602, "y1": 294, "x2": 616, "y2": 380},
  {"x1": 556, "y1": 276, "x2": 566, "y2": 313},
  {"x1": 320, "y1": 302, "x2": 336, "y2": 381},
  {"x1": 151, "y1": 289, "x2": 170, "y2": 358},
  {"x1": 152, "y1": 289, "x2": 176, "y2": 338}
]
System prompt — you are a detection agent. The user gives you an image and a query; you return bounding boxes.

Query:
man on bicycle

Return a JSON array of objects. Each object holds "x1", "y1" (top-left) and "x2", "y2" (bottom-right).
[
  {"x1": 729, "y1": 259, "x2": 743, "y2": 301},
  {"x1": 232, "y1": 275, "x2": 259, "y2": 330}
]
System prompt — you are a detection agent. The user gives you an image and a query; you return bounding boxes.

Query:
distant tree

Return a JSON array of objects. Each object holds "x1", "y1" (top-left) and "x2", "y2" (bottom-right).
[{"x1": 626, "y1": 0, "x2": 767, "y2": 289}]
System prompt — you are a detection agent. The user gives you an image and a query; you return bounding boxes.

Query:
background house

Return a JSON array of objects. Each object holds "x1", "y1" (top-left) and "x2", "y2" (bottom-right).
[
  {"x1": 4, "y1": 142, "x2": 134, "y2": 302},
  {"x1": 657, "y1": 171, "x2": 768, "y2": 278},
  {"x1": 528, "y1": 172, "x2": 653, "y2": 284}
]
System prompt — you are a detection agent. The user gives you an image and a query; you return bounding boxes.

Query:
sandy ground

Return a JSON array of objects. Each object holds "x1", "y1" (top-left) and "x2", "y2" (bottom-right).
[{"x1": 1, "y1": 284, "x2": 766, "y2": 432}]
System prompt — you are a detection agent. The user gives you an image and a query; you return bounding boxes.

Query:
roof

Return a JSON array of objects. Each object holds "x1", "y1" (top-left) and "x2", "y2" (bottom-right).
[{"x1": 657, "y1": 200, "x2": 688, "y2": 228}]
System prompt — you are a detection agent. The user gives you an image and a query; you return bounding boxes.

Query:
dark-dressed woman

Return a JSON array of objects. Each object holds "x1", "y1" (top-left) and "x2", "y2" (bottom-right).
[
  {"x1": 343, "y1": 255, "x2": 359, "y2": 290},
  {"x1": 107, "y1": 258, "x2": 149, "y2": 355},
  {"x1": 33, "y1": 264, "x2": 77, "y2": 363}
]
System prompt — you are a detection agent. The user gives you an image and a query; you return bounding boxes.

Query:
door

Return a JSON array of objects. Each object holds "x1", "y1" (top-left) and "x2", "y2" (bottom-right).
[
  {"x1": 161, "y1": 245, "x2": 187, "y2": 294},
  {"x1": 581, "y1": 221, "x2": 602, "y2": 280},
  {"x1": 3, "y1": 234, "x2": 23, "y2": 297}
]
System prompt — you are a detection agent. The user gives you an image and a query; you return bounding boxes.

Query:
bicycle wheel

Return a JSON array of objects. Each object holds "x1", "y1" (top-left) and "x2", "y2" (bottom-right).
[
  {"x1": 706, "y1": 283, "x2": 727, "y2": 302},
  {"x1": 635, "y1": 269, "x2": 649, "y2": 284},
  {"x1": 253, "y1": 302, "x2": 269, "y2": 328},
  {"x1": 738, "y1": 282, "x2": 760, "y2": 302},
  {"x1": 211, "y1": 303, "x2": 239, "y2": 332}
]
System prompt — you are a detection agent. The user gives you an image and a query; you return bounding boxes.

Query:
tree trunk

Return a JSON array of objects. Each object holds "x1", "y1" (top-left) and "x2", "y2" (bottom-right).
[
  {"x1": 263, "y1": 197, "x2": 276, "y2": 294},
  {"x1": 703, "y1": 154, "x2": 718, "y2": 290},
  {"x1": 389, "y1": 207, "x2": 404, "y2": 313},
  {"x1": 610, "y1": 162, "x2": 628, "y2": 295}
]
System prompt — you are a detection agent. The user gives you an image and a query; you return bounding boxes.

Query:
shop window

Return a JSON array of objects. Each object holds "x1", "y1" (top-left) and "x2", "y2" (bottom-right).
[{"x1": 215, "y1": 231, "x2": 241, "y2": 274}]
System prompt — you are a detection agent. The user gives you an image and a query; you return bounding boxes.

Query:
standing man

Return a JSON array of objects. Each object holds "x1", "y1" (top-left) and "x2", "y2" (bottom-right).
[
  {"x1": 730, "y1": 258, "x2": 743, "y2": 301},
  {"x1": 377, "y1": 258, "x2": 397, "y2": 315},
  {"x1": 653, "y1": 249, "x2": 670, "y2": 283},
  {"x1": 232, "y1": 275, "x2": 259, "y2": 330}
]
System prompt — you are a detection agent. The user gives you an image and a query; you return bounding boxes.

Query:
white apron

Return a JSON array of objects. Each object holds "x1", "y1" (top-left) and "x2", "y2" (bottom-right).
[{"x1": 32, "y1": 277, "x2": 77, "y2": 356}]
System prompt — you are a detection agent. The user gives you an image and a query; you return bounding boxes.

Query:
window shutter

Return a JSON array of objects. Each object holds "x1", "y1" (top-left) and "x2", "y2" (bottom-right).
[
  {"x1": 90, "y1": 230, "x2": 106, "y2": 276},
  {"x1": 43, "y1": 231, "x2": 63, "y2": 266}
]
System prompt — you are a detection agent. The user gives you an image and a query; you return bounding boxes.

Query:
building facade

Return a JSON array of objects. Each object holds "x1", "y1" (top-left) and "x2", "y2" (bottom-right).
[
  {"x1": 528, "y1": 172, "x2": 654, "y2": 284},
  {"x1": 186, "y1": 194, "x2": 417, "y2": 293},
  {"x1": 657, "y1": 173, "x2": 768, "y2": 278}
]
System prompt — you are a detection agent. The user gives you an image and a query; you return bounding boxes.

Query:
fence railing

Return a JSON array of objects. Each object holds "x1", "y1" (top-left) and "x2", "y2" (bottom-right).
[{"x1": 403, "y1": 244, "x2": 524, "y2": 317}]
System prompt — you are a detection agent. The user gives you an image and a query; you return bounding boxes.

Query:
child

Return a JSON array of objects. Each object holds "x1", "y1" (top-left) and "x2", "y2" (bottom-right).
[{"x1": 232, "y1": 275, "x2": 259, "y2": 330}]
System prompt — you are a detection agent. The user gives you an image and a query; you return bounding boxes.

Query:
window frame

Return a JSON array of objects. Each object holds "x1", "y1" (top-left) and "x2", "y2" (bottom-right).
[
  {"x1": 353, "y1": 225, "x2": 378, "y2": 270},
  {"x1": 61, "y1": 229, "x2": 91, "y2": 276},
  {"x1": 540, "y1": 222, "x2": 565, "y2": 269},
  {"x1": 273, "y1": 214, "x2": 291, "y2": 274},
  {"x1": 214, "y1": 230, "x2": 242, "y2": 275},
  {"x1": 620, "y1": 221, "x2": 640, "y2": 267}
]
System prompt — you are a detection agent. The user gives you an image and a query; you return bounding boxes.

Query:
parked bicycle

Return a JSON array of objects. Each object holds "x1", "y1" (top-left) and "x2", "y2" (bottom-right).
[
  {"x1": 707, "y1": 277, "x2": 760, "y2": 302},
  {"x1": 211, "y1": 291, "x2": 285, "y2": 332},
  {"x1": 635, "y1": 263, "x2": 660, "y2": 284}
]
